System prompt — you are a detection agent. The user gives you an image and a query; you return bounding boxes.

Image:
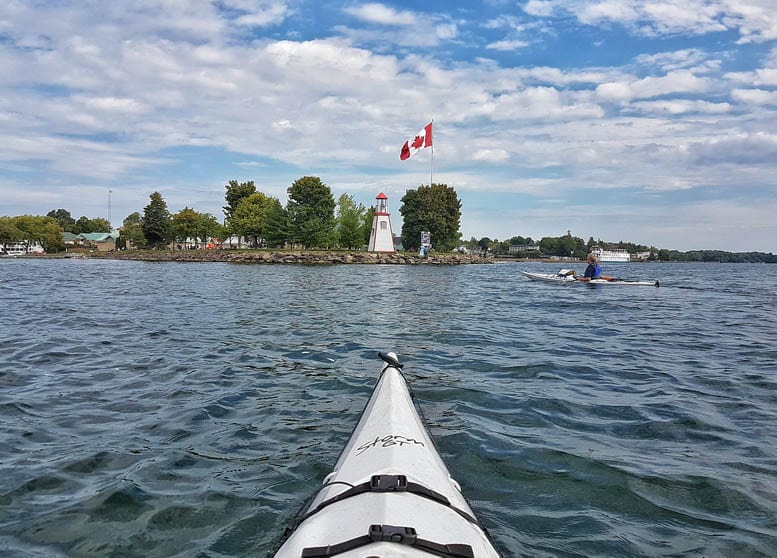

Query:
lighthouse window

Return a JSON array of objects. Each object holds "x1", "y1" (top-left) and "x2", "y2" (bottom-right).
[{"x1": 380, "y1": 222, "x2": 387, "y2": 230}]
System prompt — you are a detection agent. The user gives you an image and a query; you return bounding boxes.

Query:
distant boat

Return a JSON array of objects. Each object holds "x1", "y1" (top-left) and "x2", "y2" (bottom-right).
[
  {"x1": 1, "y1": 241, "x2": 45, "y2": 257},
  {"x1": 592, "y1": 246, "x2": 630, "y2": 262},
  {"x1": 1, "y1": 243, "x2": 27, "y2": 257}
]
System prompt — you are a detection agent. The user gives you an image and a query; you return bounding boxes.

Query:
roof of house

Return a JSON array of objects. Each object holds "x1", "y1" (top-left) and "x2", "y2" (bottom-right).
[
  {"x1": 61, "y1": 232, "x2": 80, "y2": 241},
  {"x1": 79, "y1": 232, "x2": 117, "y2": 242}
]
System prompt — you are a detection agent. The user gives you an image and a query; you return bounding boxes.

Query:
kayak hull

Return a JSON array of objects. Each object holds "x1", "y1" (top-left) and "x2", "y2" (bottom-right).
[
  {"x1": 522, "y1": 271, "x2": 659, "y2": 287},
  {"x1": 273, "y1": 354, "x2": 500, "y2": 557}
]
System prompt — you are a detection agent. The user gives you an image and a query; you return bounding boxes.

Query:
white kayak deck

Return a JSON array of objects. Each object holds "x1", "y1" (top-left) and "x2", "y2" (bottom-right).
[{"x1": 273, "y1": 353, "x2": 500, "y2": 557}]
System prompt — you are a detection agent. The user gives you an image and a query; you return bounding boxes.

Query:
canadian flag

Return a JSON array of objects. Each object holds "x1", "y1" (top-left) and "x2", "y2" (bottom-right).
[{"x1": 400, "y1": 122, "x2": 433, "y2": 160}]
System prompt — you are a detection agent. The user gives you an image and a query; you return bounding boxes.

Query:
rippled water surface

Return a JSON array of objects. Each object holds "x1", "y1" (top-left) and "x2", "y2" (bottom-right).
[{"x1": 1, "y1": 259, "x2": 776, "y2": 557}]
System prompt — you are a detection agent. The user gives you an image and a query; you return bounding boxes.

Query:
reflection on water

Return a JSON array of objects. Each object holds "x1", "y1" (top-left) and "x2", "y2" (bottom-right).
[{"x1": 1, "y1": 259, "x2": 776, "y2": 556}]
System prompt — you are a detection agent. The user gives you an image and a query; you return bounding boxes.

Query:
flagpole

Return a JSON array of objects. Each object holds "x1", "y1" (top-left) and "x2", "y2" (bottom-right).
[{"x1": 430, "y1": 118, "x2": 434, "y2": 186}]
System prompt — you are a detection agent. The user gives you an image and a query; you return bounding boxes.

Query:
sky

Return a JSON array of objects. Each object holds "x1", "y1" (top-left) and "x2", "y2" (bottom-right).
[{"x1": 2, "y1": 0, "x2": 777, "y2": 252}]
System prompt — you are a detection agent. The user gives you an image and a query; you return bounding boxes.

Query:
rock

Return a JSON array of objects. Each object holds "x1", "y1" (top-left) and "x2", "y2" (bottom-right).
[{"x1": 99, "y1": 250, "x2": 491, "y2": 265}]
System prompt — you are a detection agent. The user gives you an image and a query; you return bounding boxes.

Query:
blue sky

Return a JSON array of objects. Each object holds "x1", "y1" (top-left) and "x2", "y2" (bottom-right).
[{"x1": 2, "y1": 1, "x2": 776, "y2": 252}]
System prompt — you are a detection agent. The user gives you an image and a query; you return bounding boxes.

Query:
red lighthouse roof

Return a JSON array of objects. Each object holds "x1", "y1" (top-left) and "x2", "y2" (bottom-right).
[{"x1": 376, "y1": 192, "x2": 388, "y2": 199}]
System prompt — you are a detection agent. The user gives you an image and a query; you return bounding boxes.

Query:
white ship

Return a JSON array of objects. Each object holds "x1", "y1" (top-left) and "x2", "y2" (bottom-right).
[
  {"x1": 0, "y1": 241, "x2": 44, "y2": 257},
  {"x1": 592, "y1": 246, "x2": 630, "y2": 262},
  {"x1": 1, "y1": 242, "x2": 27, "y2": 257}
]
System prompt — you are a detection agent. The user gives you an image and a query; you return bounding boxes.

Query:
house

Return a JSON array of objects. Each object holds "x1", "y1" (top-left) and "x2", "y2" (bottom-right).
[
  {"x1": 62, "y1": 232, "x2": 80, "y2": 246},
  {"x1": 219, "y1": 236, "x2": 254, "y2": 249},
  {"x1": 79, "y1": 232, "x2": 119, "y2": 252},
  {"x1": 508, "y1": 244, "x2": 540, "y2": 254}
]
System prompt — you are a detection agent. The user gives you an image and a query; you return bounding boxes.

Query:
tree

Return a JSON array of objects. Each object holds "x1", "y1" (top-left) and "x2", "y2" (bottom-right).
[
  {"x1": 230, "y1": 192, "x2": 272, "y2": 247},
  {"x1": 197, "y1": 213, "x2": 223, "y2": 244},
  {"x1": 119, "y1": 212, "x2": 146, "y2": 249},
  {"x1": 70, "y1": 216, "x2": 110, "y2": 234},
  {"x1": 142, "y1": 192, "x2": 172, "y2": 249},
  {"x1": 262, "y1": 198, "x2": 289, "y2": 248},
  {"x1": 286, "y1": 176, "x2": 336, "y2": 248},
  {"x1": 539, "y1": 234, "x2": 585, "y2": 258},
  {"x1": 172, "y1": 208, "x2": 223, "y2": 248},
  {"x1": 47, "y1": 209, "x2": 76, "y2": 232},
  {"x1": 223, "y1": 180, "x2": 256, "y2": 221},
  {"x1": 74, "y1": 216, "x2": 91, "y2": 234},
  {"x1": 172, "y1": 207, "x2": 201, "y2": 247},
  {"x1": 89, "y1": 217, "x2": 112, "y2": 233},
  {"x1": 362, "y1": 206, "x2": 375, "y2": 246},
  {"x1": 399, "y1": 183, "x2": 462, "y2": 251},
  {"x1": 336, "y1": 193, "x2": 365, "y2": 250},
  {"x1": 0, "y1": 216, "x2": 24, "y2": 247},
  {"x1": 11, "y1": 215, "x2": 65, "y2": 252}
]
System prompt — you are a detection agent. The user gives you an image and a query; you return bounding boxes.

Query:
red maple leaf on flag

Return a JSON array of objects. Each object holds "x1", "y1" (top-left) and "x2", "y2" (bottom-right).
[{"x1": 399, "y1": 122, "x2": 432, "y2": 160}]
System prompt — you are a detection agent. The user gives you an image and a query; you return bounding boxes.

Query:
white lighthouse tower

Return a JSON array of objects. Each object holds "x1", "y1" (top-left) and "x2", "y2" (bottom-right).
[{"x1": 368, "y1": 192, "x2": 396, "y2": 252}]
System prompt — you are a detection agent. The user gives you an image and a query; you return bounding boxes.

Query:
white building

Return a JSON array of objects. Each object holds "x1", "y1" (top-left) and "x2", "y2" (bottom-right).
[{"x1": 368, "y1": 192, "x2": 396, "y2": 252}]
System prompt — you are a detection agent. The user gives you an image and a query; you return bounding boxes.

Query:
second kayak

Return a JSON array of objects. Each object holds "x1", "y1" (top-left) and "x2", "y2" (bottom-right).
[
  {"x1": 522, "y1": 270, "x2": 660, "y2": 287},
  {"x1": 272, "y1": 352, "x2": 501, "y2": 557}
]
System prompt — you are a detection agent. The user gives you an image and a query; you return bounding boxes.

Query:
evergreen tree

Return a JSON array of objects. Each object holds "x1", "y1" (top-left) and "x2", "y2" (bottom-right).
[
  {"x1": 262, "y1": 198, "x2": 289, "y2": 248},
  {"x1": 142, "y1": 192, "x2": 172, "y2": 249}
]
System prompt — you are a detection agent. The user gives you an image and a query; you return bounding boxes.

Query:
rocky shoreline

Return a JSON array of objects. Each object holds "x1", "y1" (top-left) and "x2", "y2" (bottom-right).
[{"x1": 94, "y1": 250, "x2": 492, "y2": 265}]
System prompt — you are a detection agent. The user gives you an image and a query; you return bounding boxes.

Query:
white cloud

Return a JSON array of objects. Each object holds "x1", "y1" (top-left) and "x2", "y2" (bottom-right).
[
  {"x1": 596, "y1": 70, "x2": 710, "y2": 102},
  {"x1": 344, "y1": 3, "x2": 417, "y2": 26},
  {"x1": 472, "y1": 149, "x2": 511, "y2": 162},
  {"x1": 532, "y1": 1, "x2": 777, "y2": 43},
  {"x1": 436, "y1": 23, "x2": 459, "y2": 40},
  {"x1": 753, "y1": 68, "x2": 777, "y2": 86},
  {"x1": 577, "y1": 1, "x2": 639, "y2": 25},
  {"x1": 724, "y1": 67, "x2": 777, "y2": 87},
  {"x1": 630, "y1": 99, "x2": 731, "y2": 114},
  {"x1": 635, "y1": 48, "x2": 711, "y2": 71},
  {"x1": 523, "y1": 0, "x2": 556, "y2": 17},
  {"x1": 731, "y1": 88, "x2": 777, "y2": 106},
  {"x1": 486, "y1": 39, "x2": 530, "y2": 51},
  {"x1": 78, "y1": 96, "x2": 150, "y2": 114},
  {"x1": 519, "y1": 66, "x2": 613, "y2": 86}
]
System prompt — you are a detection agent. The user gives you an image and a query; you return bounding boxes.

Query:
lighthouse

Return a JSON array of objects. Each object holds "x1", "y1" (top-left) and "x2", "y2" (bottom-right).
[{"x1": 368, "y1": 192, "x2": 396, "y2": 252}]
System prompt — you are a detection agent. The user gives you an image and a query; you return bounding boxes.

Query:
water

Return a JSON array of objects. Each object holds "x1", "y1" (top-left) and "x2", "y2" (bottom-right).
[{"x1": 1, "y1": 259, "x2": 776, "y2": 557}]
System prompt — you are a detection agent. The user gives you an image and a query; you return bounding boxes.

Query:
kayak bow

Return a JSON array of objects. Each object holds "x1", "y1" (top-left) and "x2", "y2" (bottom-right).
[{"x1": 273, "y1": 352, "x2": 501, "y2": 557}]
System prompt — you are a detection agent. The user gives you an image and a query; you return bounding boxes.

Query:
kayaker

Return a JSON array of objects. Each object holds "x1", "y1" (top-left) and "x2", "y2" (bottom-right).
[{"x1": 576, "y1": 252, "x2": 602, "y2": 282}]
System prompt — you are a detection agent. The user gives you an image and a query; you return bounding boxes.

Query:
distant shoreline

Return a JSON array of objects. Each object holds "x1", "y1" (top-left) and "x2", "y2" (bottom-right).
[{"x1": 12, "y1": 252, "x2": 773, "y2": 264}]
